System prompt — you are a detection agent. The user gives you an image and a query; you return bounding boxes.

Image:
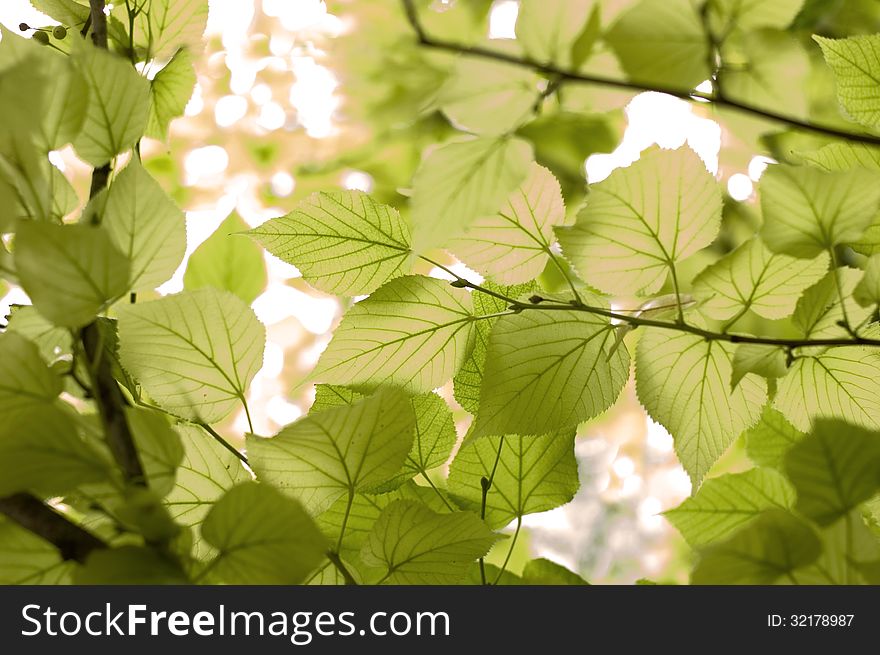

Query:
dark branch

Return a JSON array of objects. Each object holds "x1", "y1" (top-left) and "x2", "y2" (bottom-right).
[
  {"x1": 88, "y1": 0, "x2": 107, "y2": 48},
  {"x1": 400, "y1": 0, "x2": 880, "y2": 147},
  {"x1": 0, "y1": 493, "x2": 107, "y2": 563}
]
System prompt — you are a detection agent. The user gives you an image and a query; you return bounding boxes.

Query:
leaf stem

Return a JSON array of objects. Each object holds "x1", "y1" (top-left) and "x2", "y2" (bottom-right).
[
  {"x1": 326, "y1": 549, "x2": 358, "y2": 585},
  {"x1": 336, "y1": 491, "x2": 355, "y2": 554},
  {"x1": 493, "y1": 516, "x2": 521, "y2": 584},
  {"x1": 419, "y1": 470, "x2": 455, "y2": 511},
  {"x1": 479, "y1": 436, "x2": 505, "y2": 585},
  {"x1": 197, "y1": 422, "x2": 249, "y2": 465}
]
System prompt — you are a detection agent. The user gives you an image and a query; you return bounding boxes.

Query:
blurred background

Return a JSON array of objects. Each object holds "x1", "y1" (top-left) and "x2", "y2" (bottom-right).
[{"x1": 5, "y1": 0, "x2": 837, "y2": 583}]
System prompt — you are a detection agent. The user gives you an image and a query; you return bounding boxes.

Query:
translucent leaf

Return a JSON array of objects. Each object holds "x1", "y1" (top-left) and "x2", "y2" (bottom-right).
[
  {"x1": 605, "y1": 0, "x2": 709, "y2": 89},
  {"x1": 665, "y1": 468, "x2": 795, "y2": 546},
  {"x1": 472, "y1": 309, "x2": 629, "y2": 439},
  {"x1": 708, "y1": 0, "x2": 804, "y2": 33},
  {"x1": 744, "y1": 406, "x2": 805, "y2": 470},
  {"x1": 731, "y1": 344, "x2": 788, "y2": 390},
  {"x1": 691, "y1": 510, "x2": 821, "y2": 584},
  {"x1": 557, "y1": 147, "x2": 721, "y2": 295},
  {"x1": 117, "y1": 288, "x2": 265, "y2": 423},
  {"x1": 72, "y1": 43, "x2": 150, "y2": 166},
  {"x1": 515, "y1": 0, "x2": 595, "y2": 68},
  {"x1": 0, "y1": 519, "x2": 72, "y2": 584},
  {"x1": 0, "y1": 332, "x2": 62, "y2": 415},
  {"x1": 774, "y1": 347, "x2": 880, "y2": 431},
  {"x1": 4, "y1": 306, "x2": 73, "y2": 364},
  {"x1": 0, "y1": 405, "x2": 112, "y2": 497},
  {"x1": 360, "y1": 500, "x2": 500, "y2": 584},
  {"x1": 146, "y1": 48, "x2": 196, "y2": 141},
  {"x1": 448, "y1": 163, "x2": 568, "y2": 284},
  {"x1": 854, "y1": 254, "x2": 880, "y2": 307},
  {"x1": 247, "y1": 389, "x2": 415, "y2": 514},
  {"x1": 248, "y1": 191, "x2": 412, "y2": 296},
  {"x1": 74, "y1": 546, "x2": 188, "y2": 584},
  {"x1": 792, "y1": 509, "x2": 880, "y2": 584},
  {"x1": 815, "y1": 34, "x2": 880, "y2": 129},
  {"x1": 29, "y1": 0, "x2": 91, "y2": 27},
  {"x1": 166, "y1": 424, "x2": 250, "y2": 559},
  {"x1": 99, "y1": 157, "x2": 186, "y2": 293},
  {"x1": 784, "y1": 419, "x2": 880, "y2": 526},
  {"x1": 185, "y1": 212, "x2": 267, "y2": 304},
  {"x1": 800, "y1": 143, "x2": 880, "y2": 172},
  {"x1": 312, "y1": 275, "x2": 474, "y2": 394},
  {"x1": 123, "y1": 408, "x2": 184, "y2": 498},
  {"x1": 792, "y1": 269, "x2": 871, "y2": 338},
  {"x1": 760, "y1": 163, "x2": 880, "y2": 257},
  {"x1": 448, "y1": 431, "x2": 579, "y2": 528},
  {"x1": 135, "y1": 0, "x2": 209, "y2": 60},
  {"x1": 14, "y1": 221, "x2": 130, "y2": 328},
  {"x1": 521, "y1": 558, "x2": 589, "y2": 585},
  {"x1": 410, "y1": 136, "x2": 532, "y2": 251},
  {"x1": 636, "y1": 329, "x2": 767, "y2": 487},
  {"x1": 693, "y1": 239, "x2": 828, "y2": 322},
  {"x1": 201, "y1": 482, "x2": 327, "y2": 584}
]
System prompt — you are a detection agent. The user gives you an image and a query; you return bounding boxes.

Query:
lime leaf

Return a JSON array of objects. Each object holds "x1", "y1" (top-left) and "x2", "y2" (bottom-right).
[
  {"x1": 666, "y1": 468, "x2": 795, "y2": 546},
  {"x1": 472, "y1": 309, "x2": 629, "y2": 438},
  {"x1": 521, "y1": 558, "x2": 589, "y2": 585},
  {"x1": 636, "y1": 329, "x2": 767, "y2": 487},
  {"x1": 72, "y1": 43, "x2": 150, "y2": 166},
  {"x1": 448, "y1": 163, "x2": 568, "y2": 284},
  {"x1": 247, "y1": 191, "x2": 411, "y2": 296},
  {"x1": 605, "y1": 0, "x2": 709, "y2": 89},
  {"x1": 361, "y1": 500, "x2": 500, "y2": 584},
  {"x1": 854, "y1": 254, "x2": 880, "y2": 307},
  {"x1": 247, "y1": 389, "x2": 415, "y2": 514},
  {"x1": 800, "y1": 143, "x2": 880, "y2": 172},
  {"x1": 134, "y1": 0, "x2": 209, "y2": 60},
  {"x1": 792, "y1": 268, "x2": 871, "y2": 338},
  {"x1": 515, "y1": 0, "x2": 595, "y2": 68},
  {"x1": 14, "y1": 221, "x2": 130, "y2": 328},
  {"x1": 760, "y1": 164, "x2": 880, "y2": 258},
  {"x1": 814, "y1": 34, "x2": 880, "y2": 129},
  {"x1": 29, "y1": 0, "x2": 91, "y2": 27},
  {"x1": 557, "y1": 147, "x2": 722, "y2": 295},
  {"x1": 708, "y1": 0, "x2": 804, "y2": 33},
  {"x1": 691, "y1": 510, "x2": 821, "y2": 584},
  {"x1": 448, "y1": 431, "x2": 579, "y2": 528},
  {"x1": 731, "y1": 344, "x2": 788, "y2": 390},
  {"x1": 146, "y1": 48, "x2": 196, "y2": 141},
  {"x1": 74, "y1": 546, "x2": 188, "y2": 584},
  {"x1": 117, "y1": 288, "x2": 265, "y2": 423},
  {"x1": 744, "y1": 406, "x2": 805, "y2": 470},
  {"x1": 693, "y1": 239, "x2": 829, "y2": 322},
  {"x1": 0, "y1": 332, "x2": 62, "y2": 415},
  {"x1": 410, "y1": 136, "x2": 532, "y2": 251},
  {"x1": 201, "y1": 482, "x2": 327, "y2": 584},
  {"x1": 185, "y1": 212, "x2": 267, "y2": 304},
  {"x1": 774, "y1": 346, "x2": 880, "y2": 431},
  {"x1": 4, "y1": 306, "x2": 73, "y2": 364},
  {"x1": 0, "y1": 519, "x2": 72, "y2": 584},
  {"x1": 100, "y1": 157, "x2": 186, "y2": 293},
  {"x1": 312, "y1": 275, "x2": 474, "y2": 393},
  {"x1": 784, "y1": 419, "x2": 880, "y2": 526}
]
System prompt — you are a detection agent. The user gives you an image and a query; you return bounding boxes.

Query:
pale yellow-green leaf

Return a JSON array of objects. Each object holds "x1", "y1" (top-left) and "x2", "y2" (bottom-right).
[
  {"x1": 854, "y1": 255, "x2": 880, "y2": 307},
  {"x1": 146, "y1": 48, "x2": 196, "y2": 141},
  {"x1": 792, "y1": 268, "x2": 872, "y2": 338},
  {"x1": 516, "y1": 0, "x2": 596, "y2": 68},
  {"x1": 815, "y1": 34, "x2": 880, "y2": 129}
]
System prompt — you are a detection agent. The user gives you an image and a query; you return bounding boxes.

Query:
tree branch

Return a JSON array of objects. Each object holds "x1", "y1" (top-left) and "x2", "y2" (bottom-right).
[
  {"x1": 400, "y1": 0, "x2": 880, "y2": 147},
  {"x1": 0, "y1": 493, "x2": 107, "y2": 563},
  {"x1": 88, "y1": 0, "x2": 107, "y2": 48}
]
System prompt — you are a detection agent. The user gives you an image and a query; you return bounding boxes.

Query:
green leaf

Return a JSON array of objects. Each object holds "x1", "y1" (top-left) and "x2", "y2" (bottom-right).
[
  {"x1": 666, "y1": 469, "x2": 795, "y2": 546},
  {"x1": 438, "y1": 44, "x2": 541, "y2": 136},
  {"x1": 515, "y1": 0, "x2": 595, "y2": 68},
  {"x1": 636, "y1": 329, "x2": 767, "y2": 487},
  {"x1": 557, "y1": 147, "x2": 722, "y2": 295},
  {"x1": 448, "y1": 431, "x2": 579, "y2": 528},
  {"x1": 117, "y1": 288, "x2": 265, "y2": 423},
  {"x1": 146, "y1": 48, "x2": 196, "y2": 141},
  {"x1": 448, "y1": 163, "x2": 568, "y2": 284},
  {"x1": 693, "y1": 239, "x2": 828, "y2": 322},
  {"x1": 0, "y1": 332, "x2": 62, "y2": 415},
  {"x1": 135, "y1": 0, "x2": 209, "y2": 60},
  {"x1": 29, "y1": 0, "x2": 91, "y2": 27},
  {"x1": 247, "y1": 191, "x2": 410, "y2": 296},
  {"x1": 521, "y1": 558, "x2": 589, "y2": 585},
  {"x1": 410, "y1": 136, "x2": 532, "y2": 251},
  {"x1": 0, "y1": 405, "x2": 112, "y2": 497},
  {"x1": 453, "y1": 281, "x2": 536, "y2": 414},
  {"x1": 74, "y1": 546, "x2": 188, "y2": 584},
  {"x1": 14, "y1": 221, "x2": 130, "y2": 328},
  {"x1": 854, "y1": 254, "x2": 880, "y2": 307},
  {"x1": 247, "y1": 389, "x2": 415, "y2": 514},
  {"x1": 792, "y1": 268, "x2": 871, "y2": 338},
  {"x1": 605, "y1": 0, "x2": 709, "y2": 89},
  {"x1": 774, "y1": 346, "x2": 880, "y2": 431},
  {"x1": 793, "y1": 510, "x2": 880, "y2": 584},
  {"x1": 731, "y1": 344, "x2": 788, "y2": 390},
  {"x1": 800, "y1": 143, "x2": 880, "y2": 173},
  {"x1": 708, "y1": 0, "x2": 804, "y2": 33},
  {"x1": 185, "y1": 213, "x2": 267, "y2": 304},
  {"x1": 124, "y1": 407, "x2": 184, "y2": 497},
  {"x1": 814, "y1": 34, "x2": 880, "y2": 129},
  {"x1": 72, "y1": 43, "x2": 151, "y2": 166},
  {"x1": 784, "y1": 419, "x2": 880, "y2": 526},
  {"x1": 472, "y1": 309, "x2": 629, "y2": 439},
  {"x1": 0, "y1": 519, "x2": 72, "y2": 584},
  {"x1": 744, "y1": 407, "x2": 805, "y2": 470},
  {"x1": 201, "y1": 482, "x2": 327, "y2": 584},
  {"x1": 691, "y1": 510, "x2": 821, "y2": 584},
  {"x1": 312, "y1": 275, "x2": 474, "y2": 393},
  {"x1": 166, "y1": 424, "x2": 250, "y2": 559},
  {"x1": 360, "y1": 500, "x2": 500, "y2": 584},
  {"x1": 4, "y1": 306, "x2": 73, "y2": 364},
  {"x1": 99, "y1": 157, "x2": 186, "y2": 293},
  {"x1": 760, "y1": 164, "x2": 880, "y2": 258}
]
